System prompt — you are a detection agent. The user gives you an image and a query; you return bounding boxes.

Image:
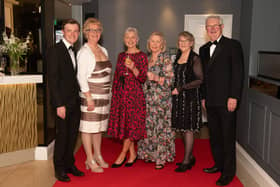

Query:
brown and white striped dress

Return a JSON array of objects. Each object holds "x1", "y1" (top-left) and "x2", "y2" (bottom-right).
[{"x1": 79, "y1": 60, "x2": 112, "y2": 133}]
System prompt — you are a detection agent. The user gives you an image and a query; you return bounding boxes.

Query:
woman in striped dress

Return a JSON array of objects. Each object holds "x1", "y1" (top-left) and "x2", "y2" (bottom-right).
[{"x1": 77, "y1": 18, "x2": 112, "y2": 173}]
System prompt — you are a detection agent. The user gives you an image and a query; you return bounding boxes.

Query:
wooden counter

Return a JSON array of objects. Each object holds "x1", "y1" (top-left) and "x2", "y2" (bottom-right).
[{"x1": 0, "y1": 75, "x2": 43, "y2": 153}]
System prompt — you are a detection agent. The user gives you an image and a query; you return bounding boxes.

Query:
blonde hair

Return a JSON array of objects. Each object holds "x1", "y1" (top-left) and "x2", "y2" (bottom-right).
[
  {"x1": 177, "y1": 31, "x2": 195, "y2": 49},
  {"x1": 82, "y1": 17, "x2": 103, "y2": 39},
  {"x1": 146, "y1": 31, "x2": 166, "y2": 53}
]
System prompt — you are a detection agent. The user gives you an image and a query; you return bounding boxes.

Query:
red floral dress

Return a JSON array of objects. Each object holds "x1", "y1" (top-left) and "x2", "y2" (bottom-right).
[{"x1": 107, "y1": 51, "x2": 148, "y2": 140}]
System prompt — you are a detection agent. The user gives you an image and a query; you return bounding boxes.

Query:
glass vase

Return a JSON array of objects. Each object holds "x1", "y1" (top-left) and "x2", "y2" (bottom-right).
[{"x1": 10, "y1": 56, "x2": 20, "y2": 75}]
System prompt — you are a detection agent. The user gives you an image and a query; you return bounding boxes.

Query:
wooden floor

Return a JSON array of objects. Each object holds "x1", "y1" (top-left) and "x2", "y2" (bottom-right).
[
  {"x1": 0, "y1": 159, "x2": 56, "y2": 187},
  {"x1": 0, "y1": 127, "x2": 260, "y2": 187}
]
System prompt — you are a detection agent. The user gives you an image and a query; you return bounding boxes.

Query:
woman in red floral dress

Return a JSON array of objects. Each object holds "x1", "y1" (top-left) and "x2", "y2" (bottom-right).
[{"x1": 108, "y1": 27, "x2": 148, "y2": 167}]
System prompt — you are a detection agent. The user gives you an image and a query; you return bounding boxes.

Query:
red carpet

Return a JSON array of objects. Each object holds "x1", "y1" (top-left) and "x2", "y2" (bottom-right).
[{"x1": 53, "y1": 138, "x2": 243, "y2": 187}]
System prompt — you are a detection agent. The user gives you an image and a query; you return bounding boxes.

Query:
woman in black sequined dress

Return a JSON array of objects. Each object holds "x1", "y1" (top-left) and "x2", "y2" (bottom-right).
[{"x1": 171, "y1": 31, "x2": 203, "y2": 172}]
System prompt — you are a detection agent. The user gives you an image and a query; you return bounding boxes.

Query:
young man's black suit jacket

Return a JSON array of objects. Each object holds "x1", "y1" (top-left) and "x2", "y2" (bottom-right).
[
  {"x1": 199, "y1": 35, "x2": 244, "y2": 177},
  {"x1": 47, "y1": 41, "x2": 81, "y2": 174}
]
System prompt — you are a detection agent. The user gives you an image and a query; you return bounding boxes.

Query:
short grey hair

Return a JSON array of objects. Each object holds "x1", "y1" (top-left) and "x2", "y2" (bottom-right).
[
  {"x1": 124, "y1": 27, "x2": 139, "y2": 40},
  {"x1": 205, "y1": 15, "x2": 224, "y2": 25}
]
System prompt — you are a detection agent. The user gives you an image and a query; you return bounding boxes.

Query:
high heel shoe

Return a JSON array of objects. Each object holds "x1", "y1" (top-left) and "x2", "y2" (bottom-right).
[
  {"x1": 85, "y1": 160, "x2": 104, "y2": 173},
  {"x1": 111, "y1": 157, "x2": 127, "y2": 168},
  {"x1": 176, "y1": 156, "x2": 196, "y2": 166},
  {"x1": 124, "y1": 156, "x2": 137, "y2": 167},
  {"x1": 94, "y1": 155, "x2": 109, "y2": 168},
  {"x1": 190, "y1": 156, "x2": 196, "y2": 166},
  {"x1": 174, "y1": 163, "x2": 192, "y2": 172}
]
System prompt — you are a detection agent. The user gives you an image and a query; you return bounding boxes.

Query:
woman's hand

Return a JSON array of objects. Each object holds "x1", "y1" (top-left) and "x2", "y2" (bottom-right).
[
  {"x1": 87, "y1": 98, "x2": 95, "y2": 111},
  {"x1": 159, "y1": 77, "x2": 165, "y2": 86},
  {"x1": 172, "y1": 88, "x2": 179, "y2": 95},
  {"x1": 147, "y1": 72, "x2": 154, "y2": 81},
  {"x1": 125, "y1": 58, "x2": 135, "y2": 71},
  {"x1": 125, "y1": 58, "x2": 139, "y2": 77},
  {"x1": 201, "y1": 99, "x2": 206, "y2": 111}
]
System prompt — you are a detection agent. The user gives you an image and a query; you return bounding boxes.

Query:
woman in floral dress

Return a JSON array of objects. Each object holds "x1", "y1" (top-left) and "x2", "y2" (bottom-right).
[
  {"x1": 107, "y1": 27, "x2": 148, "y2": 168},
  {"x1": 137, "y1": 32, "x2": 175, "y2": 169}
]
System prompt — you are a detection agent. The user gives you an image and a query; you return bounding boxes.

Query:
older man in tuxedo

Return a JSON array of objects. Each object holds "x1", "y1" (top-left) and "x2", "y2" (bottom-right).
[
  {"x1": 199, "y1": 15, "x2": 244, "y2": 186},
  {"x1": 47, "y1": 18, "x2": 84, "y2": 182}
]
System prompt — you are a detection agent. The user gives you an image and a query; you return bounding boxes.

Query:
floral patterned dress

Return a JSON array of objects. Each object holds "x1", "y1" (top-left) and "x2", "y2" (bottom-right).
[
  {"x1": 107, "y1": 51, "x2": 148, "y2": 140},
  {"x1": 137, "y1": 52, "x2": 175, "y2": 165}
]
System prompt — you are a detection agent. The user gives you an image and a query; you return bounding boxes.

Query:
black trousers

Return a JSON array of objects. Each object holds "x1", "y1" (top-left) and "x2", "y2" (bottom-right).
[
  {"x1": 207, "y1": 106, "x2": 236, "y2": 177},
  {"x1": 53, "y1": 102, "x2": 81, "y2": 173}
]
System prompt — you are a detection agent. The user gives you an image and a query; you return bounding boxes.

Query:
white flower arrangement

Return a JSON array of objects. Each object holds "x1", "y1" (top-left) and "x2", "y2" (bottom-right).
[
  {"x1": 0, "y1": 32, "x2": 31, "y2": 61},
  {"x1": 0, "y1": 32, "x2": 31, "y2": 74}
]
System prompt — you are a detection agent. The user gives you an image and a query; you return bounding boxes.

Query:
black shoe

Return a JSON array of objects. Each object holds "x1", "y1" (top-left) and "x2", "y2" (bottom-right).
[
  {"x1": 125, "y1": 157, "x2": 137, "y2": 167},
  {"x1": 203, "y1": 166, "x2": 219, "y2": 173},
  {"x1": 174, "y1": 163, "x2": 192, "y2": 172},
  {"x1": 111, "y1": 157, "x2": 127, "y2": 168},
  {"x1": 66, "y1": 166, "x2": 85, "y2": 176},
  {"x1": 216, "y1": 175, "x2": 234, "y2": 186},
  {"x1": 176, "y1": 157, "x2": 196, "y2": 166},
  {"x1": 55, "y1": 171, "x2": 70, "y2": 182}
]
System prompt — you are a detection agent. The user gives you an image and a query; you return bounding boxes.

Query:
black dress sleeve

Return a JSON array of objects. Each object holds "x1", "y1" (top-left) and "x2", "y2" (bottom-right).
[{"x1": 178, "y1": 55, "x2": 203, "y2": 91}]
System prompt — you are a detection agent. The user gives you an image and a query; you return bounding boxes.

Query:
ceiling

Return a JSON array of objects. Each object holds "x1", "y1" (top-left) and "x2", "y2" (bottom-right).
[
  {"x1": 14, "y1": 0, "x2": 92, "y2": 6},
  {"x1": 69, "y1": 0, "x2": 92, "y2": 5}
]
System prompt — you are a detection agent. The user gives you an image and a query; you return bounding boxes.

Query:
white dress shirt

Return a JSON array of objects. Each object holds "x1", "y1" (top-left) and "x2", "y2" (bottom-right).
[
  {"x1": 210, "y1": 35, "x2": 222, "y2": 57},
  {"x1": 62, "y1": 38, "x2": 76, "y2": 69}
]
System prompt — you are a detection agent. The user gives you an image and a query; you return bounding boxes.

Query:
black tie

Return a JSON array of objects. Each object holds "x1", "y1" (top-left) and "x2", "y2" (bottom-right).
[
  {"x1": 68, "y1": 46, "x2": 74, "y2": 51},
  {"x1": 211, "y1": 40, "x2": 218, "y2": 45}
]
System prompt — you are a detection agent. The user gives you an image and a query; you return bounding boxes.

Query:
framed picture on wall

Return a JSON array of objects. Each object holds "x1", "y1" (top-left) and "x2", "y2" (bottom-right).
[{"x1": 184, "y1": 14, "x2": 233, "y2": 53}]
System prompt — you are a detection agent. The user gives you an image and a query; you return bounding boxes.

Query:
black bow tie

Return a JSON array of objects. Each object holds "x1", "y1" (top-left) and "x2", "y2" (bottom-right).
[
  {"x1": 211, "y1": 40, "x2": 218, "y2": 45},
  {"x1": 68, "y1": 46, "x2": 74, "y2": 51}
]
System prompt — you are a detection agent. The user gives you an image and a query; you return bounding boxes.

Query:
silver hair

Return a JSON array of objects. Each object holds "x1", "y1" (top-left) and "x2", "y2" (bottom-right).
[
  {"x1": 124, "y1": 27, "x2": 139, "y2": 40},
  {"x1": 206, "y1": 15, "x2": 224, "y2": 25}
]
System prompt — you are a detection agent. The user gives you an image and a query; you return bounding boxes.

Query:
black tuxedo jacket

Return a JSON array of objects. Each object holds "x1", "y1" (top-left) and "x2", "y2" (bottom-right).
[
  {"x1": 199, "y1": 36, "x2": 244, "y2": 107},
  {"x1": 47, "y1": 41, "x2": 80, "y2": 108}
]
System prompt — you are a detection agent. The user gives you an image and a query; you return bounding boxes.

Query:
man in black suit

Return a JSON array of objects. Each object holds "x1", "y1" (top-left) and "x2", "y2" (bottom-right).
[
  {"x1": 47, "y1": 19, "x2": 84, "y2": 182},
  {"x1": 199, "y1": 15, "x2": 244, "y2": 186}
]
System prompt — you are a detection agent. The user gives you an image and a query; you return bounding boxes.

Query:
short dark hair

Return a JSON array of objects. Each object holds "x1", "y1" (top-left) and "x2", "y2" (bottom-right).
[{"x1": 62, "y1": 18, "x2": 80, "y2": 31}]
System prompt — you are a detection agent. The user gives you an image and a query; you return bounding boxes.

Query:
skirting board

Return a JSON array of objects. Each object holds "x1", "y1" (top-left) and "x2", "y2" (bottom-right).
[
  {"x1": 34, "y1": 140, "x2": 55, "y2": 160},
  {"x1": 236, "y1": 143, "x2": 279, "y2": 187}
]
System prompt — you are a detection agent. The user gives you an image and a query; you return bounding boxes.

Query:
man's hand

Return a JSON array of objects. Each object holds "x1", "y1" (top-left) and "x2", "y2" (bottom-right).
[
  {"x1": 57, "y1": 106, "x2": 66, "y2": 119},
  {"x1": 227, "y1": 98, "x2": 237, "y2": 112}
]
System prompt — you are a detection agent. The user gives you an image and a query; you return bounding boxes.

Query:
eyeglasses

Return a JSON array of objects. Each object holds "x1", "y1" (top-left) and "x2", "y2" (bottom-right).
[
  {"x1": 85, "y1": 28, "x2": 102, "y2": 33},
  {"x1": 178, "y1": 39, "x2": 191, "y2": 43},
  {"x1": 206, "y1": 24, "x2": 221, "y2": 29}
]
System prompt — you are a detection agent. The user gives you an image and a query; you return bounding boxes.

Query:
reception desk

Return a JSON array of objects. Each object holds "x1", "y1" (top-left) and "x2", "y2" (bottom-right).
[{"x1": 0, "y1": 75, "x2": 43, "y2": 153}]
